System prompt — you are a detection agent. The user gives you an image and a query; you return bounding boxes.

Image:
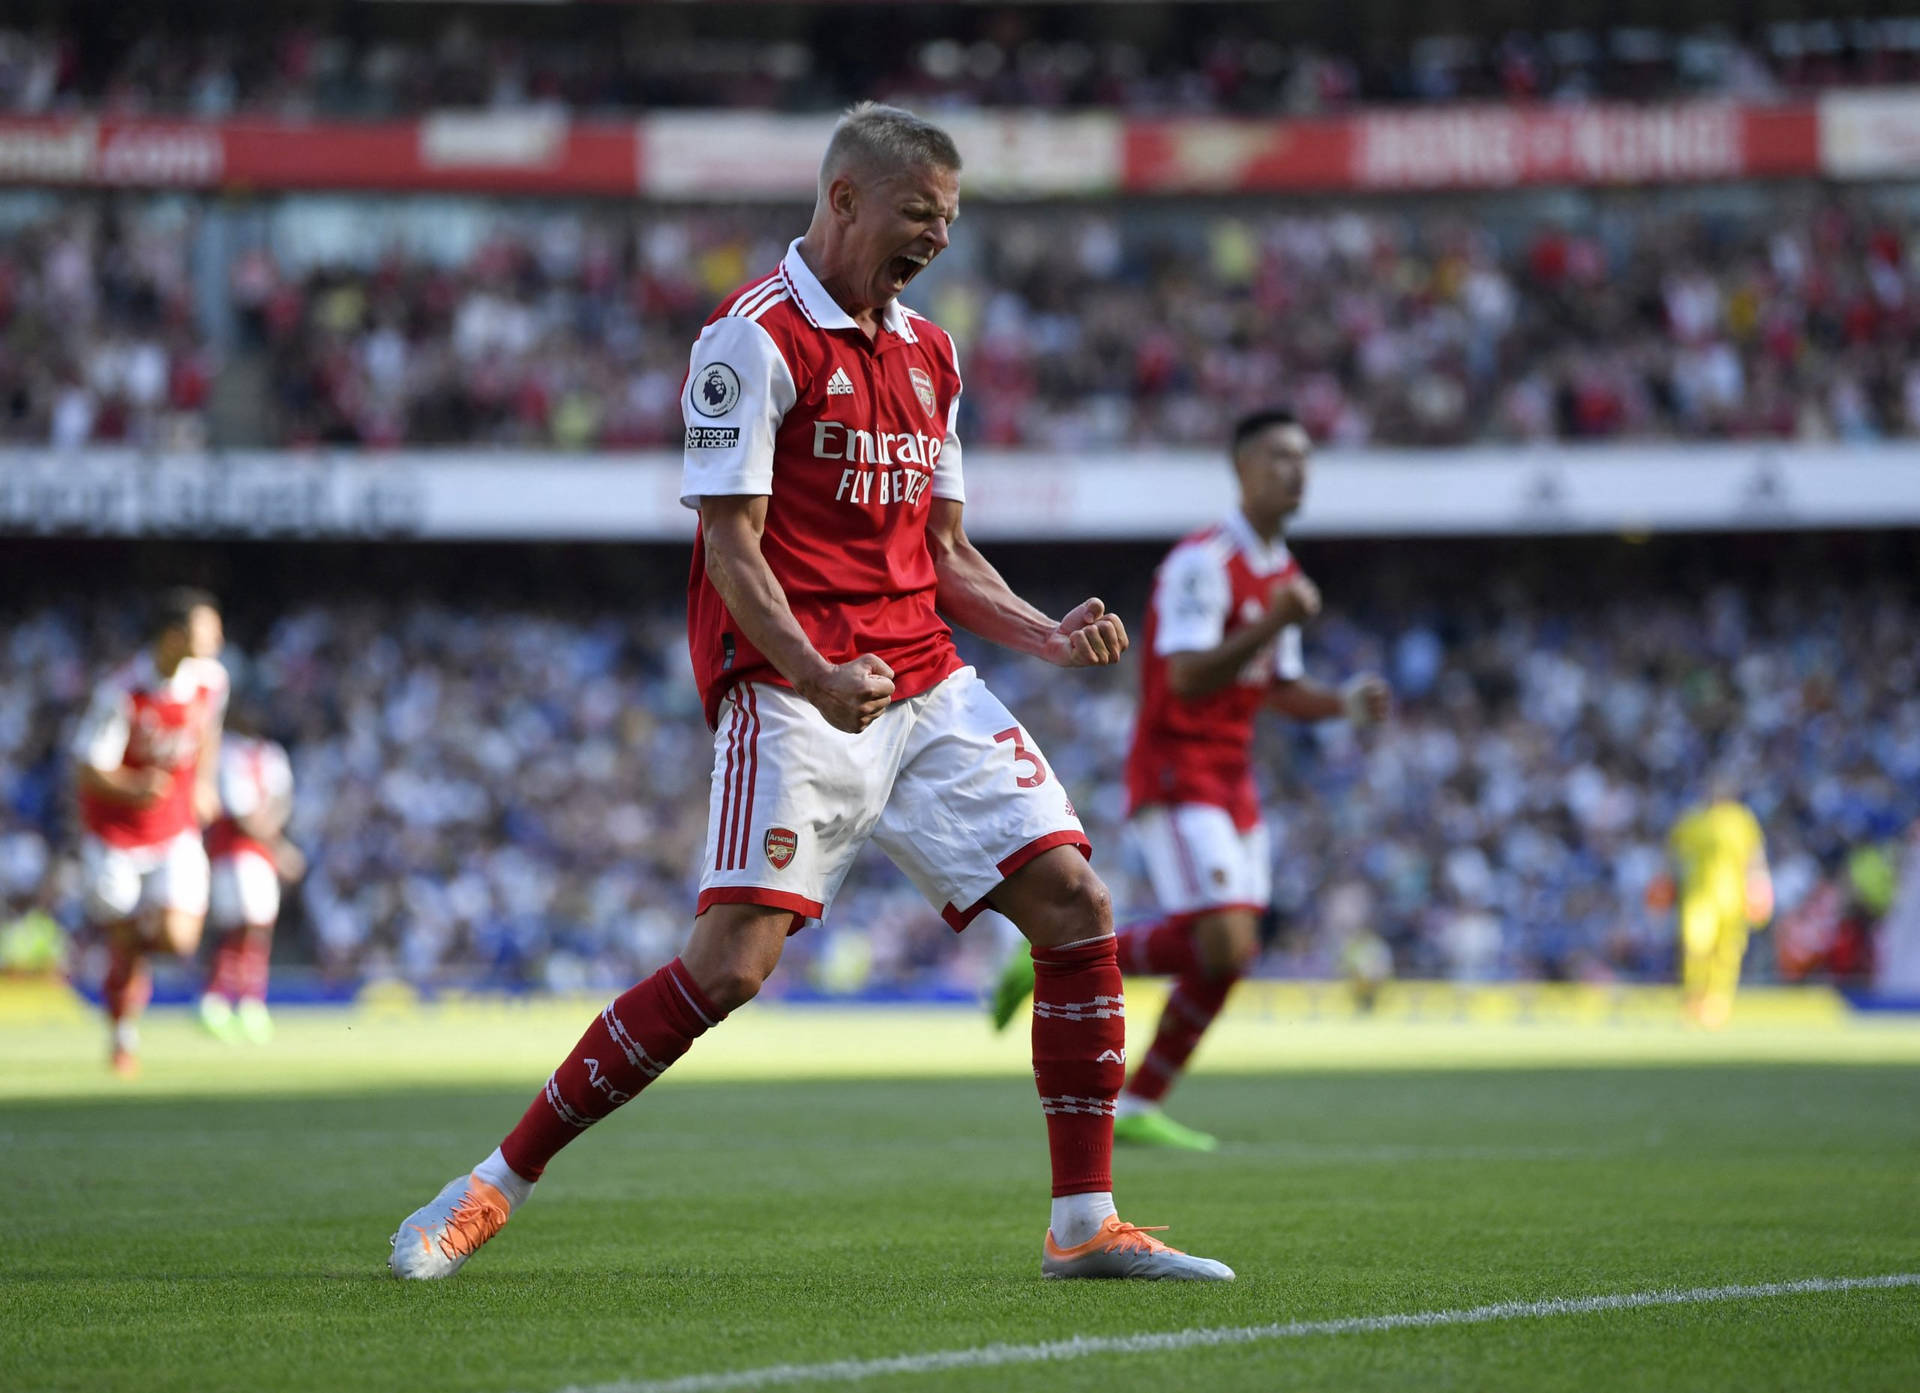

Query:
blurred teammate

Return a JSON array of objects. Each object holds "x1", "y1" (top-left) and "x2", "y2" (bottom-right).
[
  {"x1": 1669, "y1": 782, "x2": 1772, "y2": 1028},
  {"x1": 72, "y1": 588, "x2": 227, "y2": 1075},
  {"x1": 992, "y1": 410, "x2": 1388, "y2": 1149},
  {"x1": 199, "y1": 709, "x2": 302, "y2": 1044},
  {"x1": 389, "y1": 104, "x2": 1232, "y2": 1282}
]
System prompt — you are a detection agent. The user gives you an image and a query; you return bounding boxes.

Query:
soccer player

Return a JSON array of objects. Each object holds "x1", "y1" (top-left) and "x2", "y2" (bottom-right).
[
  {"x1": 199, "y1": 709, "x2": 301, "y2": 1044},
  {"x1": 1669, "y1": 783, "x2": 1772, "y2": 1029},
  {"x1": 389, "y1": 104, "x2": 1232, "y2": 1282},
  {"x1": 72, "y1": 587, "x2": 228, "y2": 1075},
  {"x1": 991, "y1": 410, "x2": 1389, "y2": 1150}
]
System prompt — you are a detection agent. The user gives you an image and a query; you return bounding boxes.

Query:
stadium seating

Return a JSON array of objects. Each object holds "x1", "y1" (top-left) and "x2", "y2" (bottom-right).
[
  {"x1": 3, "y1": 544, "x2": 1911, "y2": 993},
  {"x1": 4, "y1": 16, "x2": 1917, "y2": 118},
  {"x1": 3, "y1": 191, "x2": 1916, "y2": 450}
]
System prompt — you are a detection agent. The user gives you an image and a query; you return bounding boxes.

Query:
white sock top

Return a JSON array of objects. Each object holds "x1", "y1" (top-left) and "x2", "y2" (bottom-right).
[
  {"x1": 473, "y1": 1147, "x2": 535, "y2": 1211},
  {"x1": 1050, "y1": 1191, "x2": 1118, "y2": 1248}
]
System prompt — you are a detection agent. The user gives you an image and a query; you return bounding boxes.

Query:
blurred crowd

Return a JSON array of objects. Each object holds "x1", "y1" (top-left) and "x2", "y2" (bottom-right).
[
  {"x1": 4, "y1": 188, "x2": 1918, "y2": 451},
  {"x1": 0, "y1": 204, "x2": 211, "y2": 452},
  {"x1": 1, "y1": 542, "x2": 1913, "y2": 995},
  {"x1": 2, "y1": 14, "x2": 1915, "y2": 120}
]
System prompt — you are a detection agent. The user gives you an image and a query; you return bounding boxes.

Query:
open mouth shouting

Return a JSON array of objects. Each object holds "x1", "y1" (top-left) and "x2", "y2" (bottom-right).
[{"x1": 886, "y1": 250, "x2": 931, "y2": 294}]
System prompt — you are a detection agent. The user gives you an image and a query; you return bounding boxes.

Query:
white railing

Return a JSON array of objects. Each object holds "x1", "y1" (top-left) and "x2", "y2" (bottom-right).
[{"x1": 1, "y1": 444, "x2": 1915, "y2": 541}]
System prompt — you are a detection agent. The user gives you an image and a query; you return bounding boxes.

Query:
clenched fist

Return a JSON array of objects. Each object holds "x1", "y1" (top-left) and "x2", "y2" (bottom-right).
[
  {"x1": 804, "y1": 654, "x2": 896, "y2": 733},
  {"x1": 1341, "y1": 673, "x2": 1392, "y2": 726},
  {"x1": 1044, "y1": 598, "x2": 1129, "y2": 668},
  {"x1": 1268, "y1": 576, "x2": 1322, "y2": 629}
]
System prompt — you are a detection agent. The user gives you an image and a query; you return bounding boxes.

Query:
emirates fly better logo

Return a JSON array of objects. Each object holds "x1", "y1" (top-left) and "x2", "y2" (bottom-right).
[{"x1": 764, "y1": 827, "x2": 798, "y2": 871}]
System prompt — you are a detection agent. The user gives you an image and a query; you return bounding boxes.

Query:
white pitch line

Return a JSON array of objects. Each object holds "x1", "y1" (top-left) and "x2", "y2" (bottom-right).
[{"x1": 558, "y1": 1273, "x2": 1920, "y2": 1393}]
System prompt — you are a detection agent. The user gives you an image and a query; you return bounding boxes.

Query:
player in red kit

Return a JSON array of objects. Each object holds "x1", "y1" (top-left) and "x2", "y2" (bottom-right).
[
  {"x1": 389, "y1": 104, "x2": 1232, "y2": 1281},
  {"x1": 992, "y1": 411, "x2": 1390, "y2": 1149},
  {"x1": 71, "y1": 588, "x2": 228, "y2": 1075},
  {"x1": 200, "y1": 711, "x2": 301, "y2": 1045}
]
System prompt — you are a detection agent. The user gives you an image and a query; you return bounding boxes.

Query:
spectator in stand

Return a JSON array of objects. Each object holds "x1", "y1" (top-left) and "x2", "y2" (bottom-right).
[
  {"x1": 4, "y1": 17, "x2": 1919, "y2": 119},
  {"x1": 6, "y1": 192, "x2": 1919, "y2": 449},
  {"x1": 0, "y1": 205, "x2": 209, "y2": 450},
  {"x1": 5, "y1": 550, "x2": 1914, "y2": 997}
]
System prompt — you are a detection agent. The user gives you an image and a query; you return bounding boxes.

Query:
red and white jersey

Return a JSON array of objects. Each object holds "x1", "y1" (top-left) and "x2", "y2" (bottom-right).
[
  {"x1": 73, "y1": 653, "x2": 229, "y2": 848},
  {"x1": 1125, "y1": 513, "x2": 1306, "y2": 830},
  {"x1": 205, "y1": 735, "x2": 293, "y2": 863},
  {"x1": 681, "y1": 238, "x2": 966, "y2": 728}
]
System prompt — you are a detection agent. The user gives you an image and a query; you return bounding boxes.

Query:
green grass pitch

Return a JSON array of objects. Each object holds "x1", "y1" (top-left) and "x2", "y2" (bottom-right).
[{"x1": 2, "y1": 1000, "x2": 1917, "y2": 1393}]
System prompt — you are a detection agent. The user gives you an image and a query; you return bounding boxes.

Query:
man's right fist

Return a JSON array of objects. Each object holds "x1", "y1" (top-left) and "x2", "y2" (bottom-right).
[
  {"x1": 1269, "y1": 575, "x2": 1322, "y2": 628},
  {"x1": 128, "y1": 768, "x2": 173, "y2": 808},
  {"x1": 805, "y1": 654, "x2": 896, "y2": 733}
]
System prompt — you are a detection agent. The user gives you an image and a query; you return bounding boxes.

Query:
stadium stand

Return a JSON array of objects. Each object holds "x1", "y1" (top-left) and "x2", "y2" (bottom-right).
[
  {"x1": 3, "y1": 538, "x2": 1912, "y2": 995},
  {"x1": 4, "y1": 13, "x2": 1919, "y2": 118},
  {"x1": 2, "y1": 2, "x2": 1914, "y2": 1006},
  {"x1": 3, "y1": 186, "x2": 1917, "y2": 450}
]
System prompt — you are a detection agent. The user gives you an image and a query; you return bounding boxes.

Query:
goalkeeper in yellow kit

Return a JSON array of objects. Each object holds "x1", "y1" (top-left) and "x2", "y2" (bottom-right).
[{"x1": 1668, "y1": 790, "x2": 1773, "y2": 1028}]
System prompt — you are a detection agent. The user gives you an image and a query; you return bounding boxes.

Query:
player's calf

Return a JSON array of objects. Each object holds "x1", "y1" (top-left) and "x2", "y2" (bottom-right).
[
  {"x1": 102, "y1": 929, "x2": 151, "y2": 1072},
  {"x1": 386, "y1": 955, "x2": 729, "y2": 1277}
]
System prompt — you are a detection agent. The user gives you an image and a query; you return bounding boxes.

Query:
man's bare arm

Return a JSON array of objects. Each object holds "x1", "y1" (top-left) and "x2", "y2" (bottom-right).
[
  {"x1": 234, "y1": 789, "x2": 292, "y2": 843},
  {"x1": 700, "y1": 494, "x2": 895, "y2": 732},
  {"x1": 1166, "y1": 576, "x2": 1320, "y2": 698},
  {"x1": 926, "y1": 498, "x2": 1126, "y2": 666},
  {"x1": 75, "y1": 764, "x2": 170, "y2": 807},
  {"x1": 1268, "y1": 673, "x2": 1391, "y2": 724},
  {"x1": 194, "y1": 719, "x2": 222, "y2": 826}
]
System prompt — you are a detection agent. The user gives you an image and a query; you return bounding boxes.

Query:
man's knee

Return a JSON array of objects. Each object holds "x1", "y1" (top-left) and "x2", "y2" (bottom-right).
[
  {"x1": 996, "y1": 847, "x2": 1112, "y2": 948},
  {"x1": 1194, "y1": 911, "x2": 1260, "y2": 978},
  {"x1": 683, "y1": 904, "x2": 792, "y2": 1011},
  {"x1": 157, "y1": 911, "x2": 204, "y2": 957}
]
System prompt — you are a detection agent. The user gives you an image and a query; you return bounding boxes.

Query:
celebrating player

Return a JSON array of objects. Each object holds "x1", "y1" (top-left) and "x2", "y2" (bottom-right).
[
  {"x1": 72, "y1": 587, "x2": 228, "y2": 1076},
  {"x1": 992, "y1": 410, "x2": 1389, "y2": 1149},
  {"x1": 199, "y1": 707, "x2": 302, "y2": 1044},
  {"x1": 389, "y1": 104, "x2": 1232, "y2": 1282}
]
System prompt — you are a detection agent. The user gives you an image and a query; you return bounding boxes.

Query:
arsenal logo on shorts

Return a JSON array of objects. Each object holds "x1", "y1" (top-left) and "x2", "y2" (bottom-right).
[
  {"x1": 908, "y1": 366, "x2": 937, "y2": 418},
  {"x1": 764, "y1": 827, "x2": 798, "y2": 871}
]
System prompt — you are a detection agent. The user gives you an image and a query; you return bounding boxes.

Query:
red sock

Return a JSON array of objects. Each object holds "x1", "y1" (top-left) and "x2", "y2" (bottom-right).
[
  {"x1": 499, "y1": 958, "x2": 723, "y2": 1182},
  {"x1": 1030, "y1": 938, "x2": 1126, "y2": 1197},
  {"x1": 104, "y1": 940, "x2": 151, "y2": 1024},
  {"x1": 239, "y1": 931, "x2": 272, "y2": 1002},
  {"x1": 1112, "y1": 915, "x2": 1200, "y2": 976},
  {"x1": 1125, "y1": 968, "x2": 1239, "y2": 1105},
  {"x1": 207, "y1": 930, "x2": 249, "y2": 1002}
]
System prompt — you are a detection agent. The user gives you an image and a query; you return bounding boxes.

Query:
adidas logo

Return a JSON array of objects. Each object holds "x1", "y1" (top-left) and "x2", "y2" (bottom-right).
[{"x1": 826, "y1": 366, "x2": 855, "y2": 396}]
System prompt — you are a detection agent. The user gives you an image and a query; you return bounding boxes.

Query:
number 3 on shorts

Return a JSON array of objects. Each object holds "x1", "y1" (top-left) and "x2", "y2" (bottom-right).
[{"x1": 993, "y1": 726, "x2": 1049, "y2": 789}]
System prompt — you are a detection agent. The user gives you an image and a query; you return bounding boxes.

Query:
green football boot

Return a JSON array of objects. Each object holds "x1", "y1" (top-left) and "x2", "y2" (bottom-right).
[
  {"x1": 235, "y1": 997, "x2": 275, "y2": 1045},
  {"x1": 988, "y1": 950, "x2": 1036, "y2": 1032},
  {"x1": 1114, "y1": 1108, "x2": 1220, "y2": 1152},
  {"x1": 197, "y1": 993, "x2": 242, "y2": 1043}
]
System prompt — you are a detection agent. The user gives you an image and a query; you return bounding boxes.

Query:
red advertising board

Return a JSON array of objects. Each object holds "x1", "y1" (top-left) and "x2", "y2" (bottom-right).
[
  {"x1": 0, "y1": 97, "x2": 1863, "y2": 198},
  {"x1": 1126, "y1": 102, "x2": 1820, "y2": 193},
  {"x1": 0, "y1": 114, "x2": 641, "y2": 194}
]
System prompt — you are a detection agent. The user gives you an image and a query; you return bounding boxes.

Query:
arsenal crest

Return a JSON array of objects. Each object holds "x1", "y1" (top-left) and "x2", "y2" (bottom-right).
[
  {"x1": 908, "y1": 366, "x2": 937, "y2": 418},
  {"x1": 764, "y1": 827, "x2": 798, "y2": 871}
]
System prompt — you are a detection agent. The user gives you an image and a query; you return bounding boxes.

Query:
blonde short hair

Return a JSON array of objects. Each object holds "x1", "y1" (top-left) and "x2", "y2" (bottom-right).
[{"x1": 817, "y1": 102, "x2": 962, "y2": 198}]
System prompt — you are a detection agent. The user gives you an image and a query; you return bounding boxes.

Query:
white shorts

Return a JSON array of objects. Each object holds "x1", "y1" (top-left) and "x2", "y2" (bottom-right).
[
  {"x1": 699, "y1": 666, "x2": 1087, "y2": 930},
  {"x1": 210, "y1": 850, "x2": 281, "y2": 928},
  {"x1": 1127, "y1": 803, "x2": 1270, "y2": 917},
  {"x1": 81, "y1": 831, "x2": 210, "y2": 924}
]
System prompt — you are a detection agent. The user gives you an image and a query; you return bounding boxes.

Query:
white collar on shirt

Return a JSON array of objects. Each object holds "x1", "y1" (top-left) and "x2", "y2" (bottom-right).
[
  {"x1": 1221, "y1": 509, "x2": 1292, "y2": 576},
  {"x1": 781, "y1": 239, "x2": 917, "y2": 341}
]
